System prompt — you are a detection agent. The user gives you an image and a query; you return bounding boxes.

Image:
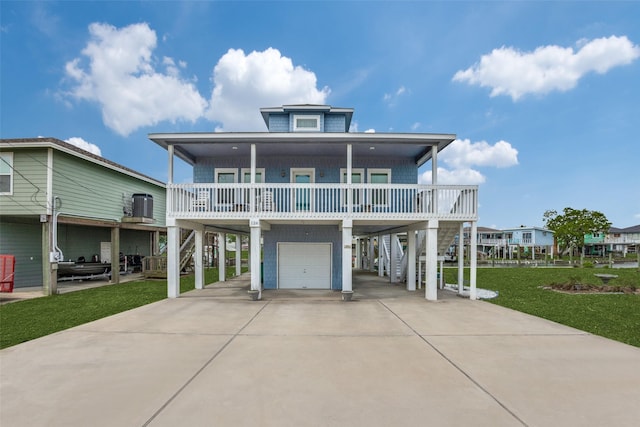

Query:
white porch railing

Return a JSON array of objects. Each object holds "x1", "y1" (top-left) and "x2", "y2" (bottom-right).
[{"x1": 167, "y1": 183, "x2": 478, "y2": 221}]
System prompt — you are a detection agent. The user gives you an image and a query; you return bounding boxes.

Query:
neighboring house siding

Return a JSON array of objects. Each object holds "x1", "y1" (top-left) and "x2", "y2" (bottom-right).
[
  {"x1": 51, "y1": 151, "x2": 166, "y2": 227},
  {"x1": 0, "y1": 219, "x2": 43, "y2": 287},
  {"x1": 262, "y1": 224, "x2": 343, "y2": 290},
  {"x1": 0, "y1": 149, "x2": 49, "y2": 216},
  {"x1": 324, "y1": 115, "x2": 346, "y2": 132}
]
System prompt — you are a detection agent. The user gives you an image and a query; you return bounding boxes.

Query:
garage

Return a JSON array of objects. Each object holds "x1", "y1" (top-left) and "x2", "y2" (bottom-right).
[{"x1": 278, "y1": 243, "x2": 332, "y2": 289}]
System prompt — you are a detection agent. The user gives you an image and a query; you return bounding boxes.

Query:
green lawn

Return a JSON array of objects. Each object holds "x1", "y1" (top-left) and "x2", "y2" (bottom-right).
[
  {"x1": 2, "y1": 266, "x2": 639, "y2": 349},
  {"x1": 444, "y1": 267, "x2": 640, "y2": 347},
  {"x1": 0, "y1": 268, "x2": 231, "y2": 349}
]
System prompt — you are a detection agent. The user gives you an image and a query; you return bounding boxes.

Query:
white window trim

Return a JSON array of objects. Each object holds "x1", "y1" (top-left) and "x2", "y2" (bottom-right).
[
  {"x1": 367, "y1": 168, "x2": 391, "y2": 208},
  {"x1": 0, "y1": 152, "x2": 13, "y2": 195},
  {"x1": 293, "y1": 114, "x2": 321, "y2": 132},
  {"x1": 291, "y1": 168, "x2": 315, "y2": 212},
  {"x1": 241, "y1": 167, "x2": 265, "y2": 206},
  {"x1": 240, "y1": 168, "x2": 265, "y2": 183},
  {"x1": 215, "y1": 168, "x2": 238, "y2": 208},
  {"x1": 340, "y1": 168, "x2": 364, "y2": 208}
]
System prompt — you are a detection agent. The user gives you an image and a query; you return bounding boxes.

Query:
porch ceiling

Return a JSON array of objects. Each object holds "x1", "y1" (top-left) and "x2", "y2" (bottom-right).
[
  {"x1": 148, "y1": 132, "x2": 456, "y2": 167},
  {"x1": 187, "y1": 218, "x2": 456, "y2": 237}
]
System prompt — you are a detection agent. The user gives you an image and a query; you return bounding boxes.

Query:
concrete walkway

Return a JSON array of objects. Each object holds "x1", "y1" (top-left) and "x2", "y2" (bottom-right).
[{"x1": 1, "y1": 272, "x2": 639, "y2": 426}]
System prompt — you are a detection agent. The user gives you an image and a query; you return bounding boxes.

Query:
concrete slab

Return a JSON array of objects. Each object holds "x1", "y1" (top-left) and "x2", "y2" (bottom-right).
[
  {"x1": 427, "y1": 334, "x2": 640, "y2": 426},
  {"x1": 147, "y1": 335, "x2": 519, "y2": 427},
  {"x1": 2, "y1": 272, "x2": 639, "y2": 427}
]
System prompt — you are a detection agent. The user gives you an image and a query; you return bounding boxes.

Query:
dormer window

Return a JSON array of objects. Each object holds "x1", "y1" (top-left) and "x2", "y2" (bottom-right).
[{"x1": 293, "y1": 114, "x2": 320, "y2": 131}]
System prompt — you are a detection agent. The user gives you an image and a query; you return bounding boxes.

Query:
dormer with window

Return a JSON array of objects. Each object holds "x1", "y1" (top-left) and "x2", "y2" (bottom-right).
[{"x1": 260, "y1": 104, "x2": 354, "y2": 133}]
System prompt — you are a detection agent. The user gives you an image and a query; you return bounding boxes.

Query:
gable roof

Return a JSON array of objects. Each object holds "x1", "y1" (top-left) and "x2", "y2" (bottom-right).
[{"x1": 0, "y1": 137, "x2": 165, "y2": 187}]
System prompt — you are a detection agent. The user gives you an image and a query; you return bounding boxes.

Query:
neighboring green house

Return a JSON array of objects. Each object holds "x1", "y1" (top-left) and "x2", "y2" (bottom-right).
[{"x1": 0, "y1": 138, "x2": 166, "y2": 293}]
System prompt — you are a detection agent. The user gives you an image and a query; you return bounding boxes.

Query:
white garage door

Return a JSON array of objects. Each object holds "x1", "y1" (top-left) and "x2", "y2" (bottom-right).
[{"x1": 278, "y1": 243, "x2": 331, "y2": 289}]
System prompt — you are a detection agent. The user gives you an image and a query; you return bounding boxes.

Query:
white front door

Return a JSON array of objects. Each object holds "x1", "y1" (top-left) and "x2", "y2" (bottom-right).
[
  {"x1": 278, "y1": 243, "x2": 331, "y2": 289},
  {"x1": 291, "y1": 168, "x2": 314, "y2": 212}
]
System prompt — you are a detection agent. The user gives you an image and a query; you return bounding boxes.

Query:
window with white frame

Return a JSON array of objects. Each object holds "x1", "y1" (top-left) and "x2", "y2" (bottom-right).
[
  {"x1": 340, "y1": 168, "x2": 364, "y2": 207},
  {"x1": 241, "y1": 168, "x2": 265, "y2": 206},
  {"x1": 367, "y1": 168, "x2": 391, "y2": 207},
  {"x1": 293, "y1": 114, "x2": 320, "y2": 131},
  {"x1": 0, "y1": 152, "x2": 13, "y2": 195},
  {"x1": 215, "y1": 168, "x2": 238, "y2": 207}
]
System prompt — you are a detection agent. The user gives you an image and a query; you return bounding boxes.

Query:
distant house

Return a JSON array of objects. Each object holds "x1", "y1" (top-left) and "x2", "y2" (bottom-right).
[
  {"x1": 0, "y1": 138, "x2": 166, "y2": 293},
  {"x1": 149, "y1": 104, "x2": 479, "y2": 300},
  {"x1": 604, "y1": 225, "x2": 640, "y2": 256},
  {"x1": 457, "y1": 225, "x2": 555, "y2": 260}
]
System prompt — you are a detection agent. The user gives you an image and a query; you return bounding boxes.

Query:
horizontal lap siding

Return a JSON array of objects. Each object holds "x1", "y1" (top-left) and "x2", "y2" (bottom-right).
[
  {"x1": 0, "y1": 219, "x2": 43, "y2": 287},
  {"x1": 52, "y1": 152, "x2": 166, "y2": 227},
  {"x1": 0, "y1": 149, "x2": 49, "y2": 216}
]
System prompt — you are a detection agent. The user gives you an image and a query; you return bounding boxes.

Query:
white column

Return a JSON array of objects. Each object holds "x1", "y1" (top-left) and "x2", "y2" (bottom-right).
[
  {"x1": 458, "y1": 222, "x2": 464, "y2": 294},
  {"x1": 378, "y1": 234, "x2": 384, "y2": 277},
  {"x1": 194, "y1": 228, "x2": 204, "y2": 289},
  {"x1": 250, "y1": 221, "x2": 261, "y2": 296},
  {"x1": 167, "y1": 225, "x2": 180, "y2": 298},
  {"x1": 369, "y1": 238, "x2": 375, "y2": 272},
  {"x1": 346, "y1": 143, "x2": 352, "y2": 214},
  {"x1": 425, "y1": 220, "x2": 438, "y2": 301},
  {"x1": 235, "y1": 234, "x2": 242, "y2": 276},
  {"x1": 431, "y1": 145, "x2": 438, "y2": 185},
  {"x1": 407, "y1": 230, "x2": 416, "y2": 291},
  {"x1": 218, "y1": 232, "x2": 226, "y2": 282},
  {"x1": 342, "y1": 220, "x2": 353, "y2": 296},
  {"x1": 390, "y1": 233, "x2": 399, "y2": 282},
  {"x1": 168, "y1": 145, "x2": 174, "y2": 184},
  {"x1": 250, "y1": 144, "x2": 256, "y2": 213},
  {"x1": 355, "y1": 237, "x2": 361, "y2": 270},
  {"x1": 470, "y1": 221, "x2": 478, "y2": 300}
]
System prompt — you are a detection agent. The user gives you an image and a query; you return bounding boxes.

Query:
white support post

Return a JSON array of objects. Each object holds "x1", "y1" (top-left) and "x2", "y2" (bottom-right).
[
  {"x1": 167, "y1": 226, "x2": 180, "y2": 298},
  {"x1": 250, "y1": 221, "x2": 261, "y2": 296},
  {"x1": 168, "y1": 145, "x2": 174, "y2": 184},
  {"x1": 390, "y1": 233, "x2": 399, "y2": 283},
  {"x1": 250, "y1": 144, "x2": 256, "y2": 213},
  {"x1": 378, "y1": 234, "x2": 384, "y2": 277},
  {"x1": 425, "y1": 220, "x2": 438, "y2": 301},
  {"x1": 342, "y1": 220, "x2": 353, "y2": 299},
  {"x1": 194, "y1": 228, "x2": 204, "y2": 289},
  {"x1": 407, "y1": 230, "x2": 416, "y2": 291},
  {"x1": 458, "y1": 222, "x2": 464, "y2": 294},
  {"x1": 470, "y1": 221, "x2": 478, "y2": 300},
  {"x1": 218, "y1": 232, "x2": 226, "y2": 282},
  {"x1": 369, "y1": 238, "x2": 375, "y2": 272},
  {"x1": 235, "y1": 234, "x2": 242, "y2": 276},
  {"x1": 355, "y1": 237, "x2": 361, "y2": 270}
]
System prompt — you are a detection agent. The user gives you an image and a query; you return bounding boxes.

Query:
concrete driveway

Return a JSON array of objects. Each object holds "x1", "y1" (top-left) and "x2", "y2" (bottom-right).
[{"x1": 1, "y1": 273, "x2": 639, "y2": 426}]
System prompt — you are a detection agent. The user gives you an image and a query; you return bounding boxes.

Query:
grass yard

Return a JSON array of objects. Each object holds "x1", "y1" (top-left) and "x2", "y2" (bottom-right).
[
  {"x1": 0, "y1": 268, "x2": 231, "y2": 349},
  {"x1": 2, "y1": 266, "x2": 639, "y2": 349},
  {"x1": 444, "y1": 267, "x2": 640, "y2": 347}
]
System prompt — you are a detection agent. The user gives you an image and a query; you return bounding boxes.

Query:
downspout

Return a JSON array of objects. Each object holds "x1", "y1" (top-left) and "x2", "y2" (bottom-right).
[{"x1": 51, "y1": 196, "x2": 64, "y2": 262}]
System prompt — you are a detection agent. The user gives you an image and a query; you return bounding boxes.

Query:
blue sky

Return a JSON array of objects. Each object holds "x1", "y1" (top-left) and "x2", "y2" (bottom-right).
[{"x1": 2, "y1": 1, "x2": 639, "y2": 229}]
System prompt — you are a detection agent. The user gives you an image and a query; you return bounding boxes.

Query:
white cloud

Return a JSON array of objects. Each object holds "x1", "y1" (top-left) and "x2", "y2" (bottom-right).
[
  {"x1": 64, "y1": 22, "x2": 207, "y2": 136},
  {"x1": 453, "y1": 35, "x2": 640, "y2": 100},
  {"x1": 419, "y1": 167, "x2": 486, "y2": 185},
  {"x1": 383, "y1": 85, "x2": 407, "y2": 105},
  {"x1": 440, "y1": 138, "x2": 519, "y2": 169},
  {"x1": 419, "y1": 138, "x2": 518, "y2": 185},
  {"x1": 206, "y1": 48, "x2": 330, "y2": 131},
  {"x1": 364, "y1": 129, "x2": 376, "y2": 133},
  {"x1": 65, "y1": 137, "x2": 102, "y2": 156}
]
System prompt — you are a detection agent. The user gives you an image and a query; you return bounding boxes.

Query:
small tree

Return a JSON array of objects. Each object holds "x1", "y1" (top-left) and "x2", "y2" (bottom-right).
[{"x1": 543, "y1": 208, "x2": 611, "y2": 258}]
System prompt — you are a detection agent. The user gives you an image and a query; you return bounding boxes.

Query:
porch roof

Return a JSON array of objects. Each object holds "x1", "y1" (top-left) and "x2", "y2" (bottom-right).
[{"x1": 148, "y1": 132, "x2": 456, "y2": 167}]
